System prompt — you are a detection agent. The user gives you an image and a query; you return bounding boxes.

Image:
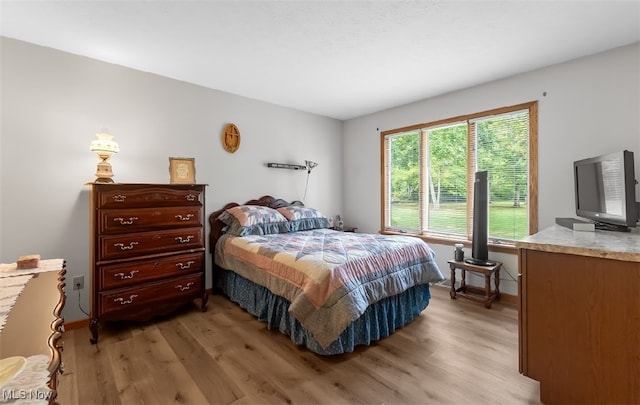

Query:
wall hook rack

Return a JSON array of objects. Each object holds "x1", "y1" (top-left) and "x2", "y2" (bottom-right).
[{"x1": 266, "y1": 163, "x2": 307, "y2": 170}]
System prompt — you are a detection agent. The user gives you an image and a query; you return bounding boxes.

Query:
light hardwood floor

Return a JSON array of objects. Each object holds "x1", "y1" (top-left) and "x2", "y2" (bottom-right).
[{"x1": 57, "y1": 286, "x2": 541, "y2": 404}]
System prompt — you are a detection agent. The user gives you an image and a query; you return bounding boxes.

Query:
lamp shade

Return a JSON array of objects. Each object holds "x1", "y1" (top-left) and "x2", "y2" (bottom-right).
[{"x1": 90, "y1": 132, "x2": 119, "y2": 155}]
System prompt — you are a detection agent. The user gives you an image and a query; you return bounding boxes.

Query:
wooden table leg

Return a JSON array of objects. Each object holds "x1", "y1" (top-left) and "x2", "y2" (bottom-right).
[
  {"x1": 450, "y1": 264, "x2": 456, "y2": 299},
  {"x1": 484, "y1": 273, "x2": 492, "y2": 308},
  {"x1": 461, "y1": 269, "x2": 466, "y2": 292},
  {"x1": 495, "y1": 267, "x2": 501, "y2": 301}
]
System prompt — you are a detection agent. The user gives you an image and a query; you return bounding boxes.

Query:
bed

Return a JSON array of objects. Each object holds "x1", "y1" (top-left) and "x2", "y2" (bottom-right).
[{"x1": 209, "y1": 196, "x2": 444, "y2": 355}]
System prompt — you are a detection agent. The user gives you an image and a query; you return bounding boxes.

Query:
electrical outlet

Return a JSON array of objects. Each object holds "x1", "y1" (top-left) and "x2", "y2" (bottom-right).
[{"x1": 73, "y1": 276, "x2": 84, "y2": 290}]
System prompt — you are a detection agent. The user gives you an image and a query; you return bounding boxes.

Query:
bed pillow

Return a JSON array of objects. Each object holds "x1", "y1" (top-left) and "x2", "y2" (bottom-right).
[
  {"x1": 277, "y1": 206, "x2": 331, "y2": 231},
  {"x1": 219, "y1": 205, "x2": 290, "y2": 236}
]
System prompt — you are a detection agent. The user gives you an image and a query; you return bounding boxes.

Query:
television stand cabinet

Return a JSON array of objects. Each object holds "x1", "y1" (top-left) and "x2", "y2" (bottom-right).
[{"x1": 517, "y1": 225, "x2": 640, "y2": 404}]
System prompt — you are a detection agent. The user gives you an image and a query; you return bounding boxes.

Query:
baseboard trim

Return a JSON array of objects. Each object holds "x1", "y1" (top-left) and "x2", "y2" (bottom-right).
[
  {"x1": 499, "y1": 292, "x2": 518, "y2": 305},
  {"x1": 64, "y1": 317, "x2": 89, "y2": 331}
]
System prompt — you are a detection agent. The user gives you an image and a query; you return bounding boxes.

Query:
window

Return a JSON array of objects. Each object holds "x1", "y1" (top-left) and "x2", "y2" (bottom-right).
[{"x1": 381, "y1": 101, "x2": 537, "y2": 244}]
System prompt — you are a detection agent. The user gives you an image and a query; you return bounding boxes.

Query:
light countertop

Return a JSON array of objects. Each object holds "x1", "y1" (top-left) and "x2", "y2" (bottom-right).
[{"x1": 516, "y1": 224, "x2": 640, "y2": 262}]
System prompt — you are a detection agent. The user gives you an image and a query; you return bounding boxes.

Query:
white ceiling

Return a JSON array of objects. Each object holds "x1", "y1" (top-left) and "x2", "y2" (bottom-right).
[{"x1": 1, "y1": 1, "x2": 639, "y2": 120}]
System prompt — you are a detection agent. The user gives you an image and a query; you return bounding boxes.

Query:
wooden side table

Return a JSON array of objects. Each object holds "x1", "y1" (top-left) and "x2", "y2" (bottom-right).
[{"x1": 448, "y1": 259, "x2": 502, "y2": 308}]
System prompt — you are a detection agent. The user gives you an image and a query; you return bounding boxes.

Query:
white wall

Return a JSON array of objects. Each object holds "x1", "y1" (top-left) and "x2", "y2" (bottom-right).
[
  {"x1": 0, "y1": 37, "x2": 344, "y2": 321},
  {"x1": 343, "y1": 43, "x2": 640, "y2": 295}
]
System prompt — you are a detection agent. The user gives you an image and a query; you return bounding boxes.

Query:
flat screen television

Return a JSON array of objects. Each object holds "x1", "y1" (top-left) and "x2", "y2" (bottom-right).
[{"x1": 574, "y1": 150, "x2": 638, "y2": 231}]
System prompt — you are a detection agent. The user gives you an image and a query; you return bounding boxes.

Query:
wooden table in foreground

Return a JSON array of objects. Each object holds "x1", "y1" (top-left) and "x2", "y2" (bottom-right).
[{"x1": 518, "y1": 225, "x2": 640, "y2": 404}]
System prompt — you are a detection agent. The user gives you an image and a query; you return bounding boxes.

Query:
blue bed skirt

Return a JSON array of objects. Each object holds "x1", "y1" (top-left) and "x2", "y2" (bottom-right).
[{"x1": 217, "y1": 268, "x2": 432, "y2": 355}]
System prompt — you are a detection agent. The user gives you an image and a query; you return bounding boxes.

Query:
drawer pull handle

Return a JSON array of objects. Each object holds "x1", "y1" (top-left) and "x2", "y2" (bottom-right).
[
  {"x1": 114, "y1": 242, "x2": 139, "y2": 250},
  {"x1": 114, "y1": 270, "x2": 139, "y2": 279},
  {"x1": 175, "y1": 235, "x2": 194, "y2": 244},
  {"x1": 185, "y1": 194, "x2": 197, "y2": 202},
  {"x1": 113, "y1": 195, "x2": 127, "y2": 202},
  {"x1": 114, "y1": 216, "x2": 138, "y2": 225},
  {"x1": 175, "y1": 214, "x2": 194, "y2": 221},
  {"x1": 176, "y1": 261, "x2": 195, "y2": 270},
  {"x1": 175, "y1": 282, "x2": 194, "y2": 292},
  {"x1": 114, "y1": 294, "x2": 138, "y2": 305}
]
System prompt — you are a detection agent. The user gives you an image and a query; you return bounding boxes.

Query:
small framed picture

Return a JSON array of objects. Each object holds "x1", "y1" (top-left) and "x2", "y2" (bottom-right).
[{"x1": 169, "y1": 157, "x2": 196, "y2": 184}]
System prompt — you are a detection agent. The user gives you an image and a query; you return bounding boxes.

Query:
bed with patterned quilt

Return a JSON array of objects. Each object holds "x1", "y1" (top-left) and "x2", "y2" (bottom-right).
[{"x1": 209, "y1": 196, "x2": 444, "y2": 355}]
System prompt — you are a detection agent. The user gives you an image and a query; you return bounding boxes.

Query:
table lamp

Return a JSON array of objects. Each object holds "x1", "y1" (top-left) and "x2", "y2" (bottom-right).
[{"x1": 90, "y1": 132, "x2": 119, "y2": 183}]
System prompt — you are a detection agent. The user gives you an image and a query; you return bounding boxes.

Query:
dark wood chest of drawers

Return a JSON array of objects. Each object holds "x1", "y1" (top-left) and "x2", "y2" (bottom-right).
[{"x1": 88, "y1": 183, "x2": 207, "y2": 343}]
